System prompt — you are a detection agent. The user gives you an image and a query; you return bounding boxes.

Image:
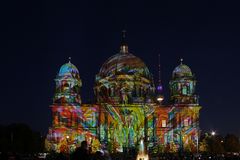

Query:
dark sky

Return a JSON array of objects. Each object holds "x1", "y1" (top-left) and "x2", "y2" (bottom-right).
[{"x1": 1, "y1": 0, "x2": 240, "y2": 135}]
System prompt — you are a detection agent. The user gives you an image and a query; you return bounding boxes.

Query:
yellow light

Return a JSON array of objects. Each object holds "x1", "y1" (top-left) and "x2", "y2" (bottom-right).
[
  {"x1": 157, "y1": 96, "x2": 164, "y2": 102},
  {"x1": 136, "y1": 154, "x2": 149, "y2": 160}
]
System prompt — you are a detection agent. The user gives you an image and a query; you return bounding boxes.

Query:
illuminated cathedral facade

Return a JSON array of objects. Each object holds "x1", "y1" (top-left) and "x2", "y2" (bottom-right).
[{"x1": 46, "y1": 34, "x2": 201, "y2": 153}]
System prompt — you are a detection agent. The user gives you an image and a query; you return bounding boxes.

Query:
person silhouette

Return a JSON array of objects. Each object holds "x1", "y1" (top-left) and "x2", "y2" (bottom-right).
[{"x1": 72, "y1": 141, "x2": 91, "y2": 160}]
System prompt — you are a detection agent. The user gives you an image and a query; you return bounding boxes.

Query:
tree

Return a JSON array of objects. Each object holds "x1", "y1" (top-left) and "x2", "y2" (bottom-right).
[
  {"x1": 224, "y1": 134, "x2": 240, "y2": 153},
  {"x1": 199, "y1": 138, "x2": 208, "y2": 153},
  {"x1": 0, "y1": 123, "x2": 44, "y2": 153},
  {"x1": 207, "y1": 136, "x2": 224, "y2": 154},
  {"x1": 201, "y1": 134, "x2": 224, "y2": 154}
]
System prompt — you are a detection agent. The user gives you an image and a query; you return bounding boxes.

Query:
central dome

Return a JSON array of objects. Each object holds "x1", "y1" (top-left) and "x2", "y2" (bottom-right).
[
  {"x1": 99, "y1": 52, "x2": 151, "y2": 78},
  {"x1": 94, "y1": 32, "x2": 155, "y2": 104}
]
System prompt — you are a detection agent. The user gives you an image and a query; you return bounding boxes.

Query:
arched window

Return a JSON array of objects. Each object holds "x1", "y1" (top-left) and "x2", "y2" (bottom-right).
[
  {"x1": 182, "y1": 85, "x2": 187, "y2": 95},
  {"x1": 162, "y1": 120, "x2": 167, "y2": 128}
]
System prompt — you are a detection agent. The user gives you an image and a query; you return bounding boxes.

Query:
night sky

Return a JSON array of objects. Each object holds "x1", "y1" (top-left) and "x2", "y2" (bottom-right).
[{"x1": 1, "y1": 0, "x2": 240, "y2": 135}]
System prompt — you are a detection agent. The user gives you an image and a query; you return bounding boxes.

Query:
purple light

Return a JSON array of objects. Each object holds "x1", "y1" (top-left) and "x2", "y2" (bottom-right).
[{"x1": 157, "y1": 85, "x2": 163, "y2": 91}]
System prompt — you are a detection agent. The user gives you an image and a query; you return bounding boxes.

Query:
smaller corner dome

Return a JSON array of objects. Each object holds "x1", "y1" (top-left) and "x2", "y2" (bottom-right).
[
  {"x1": 58, "y1": 61, "x2": 79, "y2": 77},
  {"x1": 172, "y1": 60, "x2": 193, "y2": 78}
]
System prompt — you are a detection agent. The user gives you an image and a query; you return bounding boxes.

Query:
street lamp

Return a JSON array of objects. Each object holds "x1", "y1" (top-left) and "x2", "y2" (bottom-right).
[
  {"x1": 66, "y1": 135, "x2": 70, "y2": 153},
  {"x1": 211, "y1": 131, "x2": 216, "y2": 136},
  {"x1": 196, "y1": 134, "x2": 199, "y2": 154}
]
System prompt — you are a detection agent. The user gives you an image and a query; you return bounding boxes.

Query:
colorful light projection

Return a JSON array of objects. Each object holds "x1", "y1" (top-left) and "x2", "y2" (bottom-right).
[
  {"x1": 167, "y1": 105, "x2": 201, "y2": 153},
  {"x1": 98, "y1": 104, "x2": 153, "y2": 152},
  {"x1": 53, "y1": 60, "x2": 82, "y2": 104},
  {"x1": 169, "y1": 60, "x2": 198, "y2": 105},
  {"x1": 47, "y1": 105, "x2": 100, "y2": 152},
  {"x1": 46, "y1": 43, "x2": 201, "y2": 154},
  {"x1": 94, "y1": 43, "x2": 160, "y2": 152},
  {"x1": 46, "y1": 60, "x2": 99, "y2": 153},
  {"x1": 94, "y1": 50, "x2": 156, "y2": 104}
]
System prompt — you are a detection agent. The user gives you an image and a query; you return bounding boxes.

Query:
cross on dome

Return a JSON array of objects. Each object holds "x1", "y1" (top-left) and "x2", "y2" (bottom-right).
[
  {"x1": 120, "y1": 30, "x2": 128, "y2": 53},
  {"x1": 180, "y1": 58, "x2": 183, "y2": 65}
]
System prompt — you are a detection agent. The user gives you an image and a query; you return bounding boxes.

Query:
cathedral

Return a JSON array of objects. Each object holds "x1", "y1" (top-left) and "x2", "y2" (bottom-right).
[{"x1": 46, "y1": 33, "x2": 201, "y2": 154}]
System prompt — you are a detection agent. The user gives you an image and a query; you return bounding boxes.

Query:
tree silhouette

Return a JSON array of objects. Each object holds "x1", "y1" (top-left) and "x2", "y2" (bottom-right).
[
  {"x1": 0, "y1": 123, "x2": 44, "y2": 153},
  {"x1": 224, "y1": 134, "x2": 240, "y2": 153}
]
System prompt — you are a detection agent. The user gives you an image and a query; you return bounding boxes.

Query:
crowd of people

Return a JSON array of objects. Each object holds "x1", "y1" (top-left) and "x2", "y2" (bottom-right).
[
  {"x1": 45, "y1": 142, "x2": 240, "y2": 160},
  {"x1": 1, "y1": 150, "x2": 240, "y2": 159},
  {"x1": 2, "y1": 141, "x2": 240, "y2": 160},
  {"x1": 71, "y1": 141, "x2": 110, "y2": 160},
  {"x1": 46, "y1": 141, "x2": 111, "y2": 160}
]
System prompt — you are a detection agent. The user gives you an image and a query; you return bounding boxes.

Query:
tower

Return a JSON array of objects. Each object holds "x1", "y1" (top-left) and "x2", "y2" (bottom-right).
[
  {"x1": 46, "y1": 58, "x2": 83, "y2": 153},
  {"x1": 168, "y1": 59, "x2": 201, "y2": 153},
  {"x1": 53, "y1": 57, "x2": 82, "y2": 105},
  {"x1": 169, "y1": 58, "x2": 198, "y2": 104},
  {"x1": 156, "y1": 54, "x2": 164, "y2": 103}
]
